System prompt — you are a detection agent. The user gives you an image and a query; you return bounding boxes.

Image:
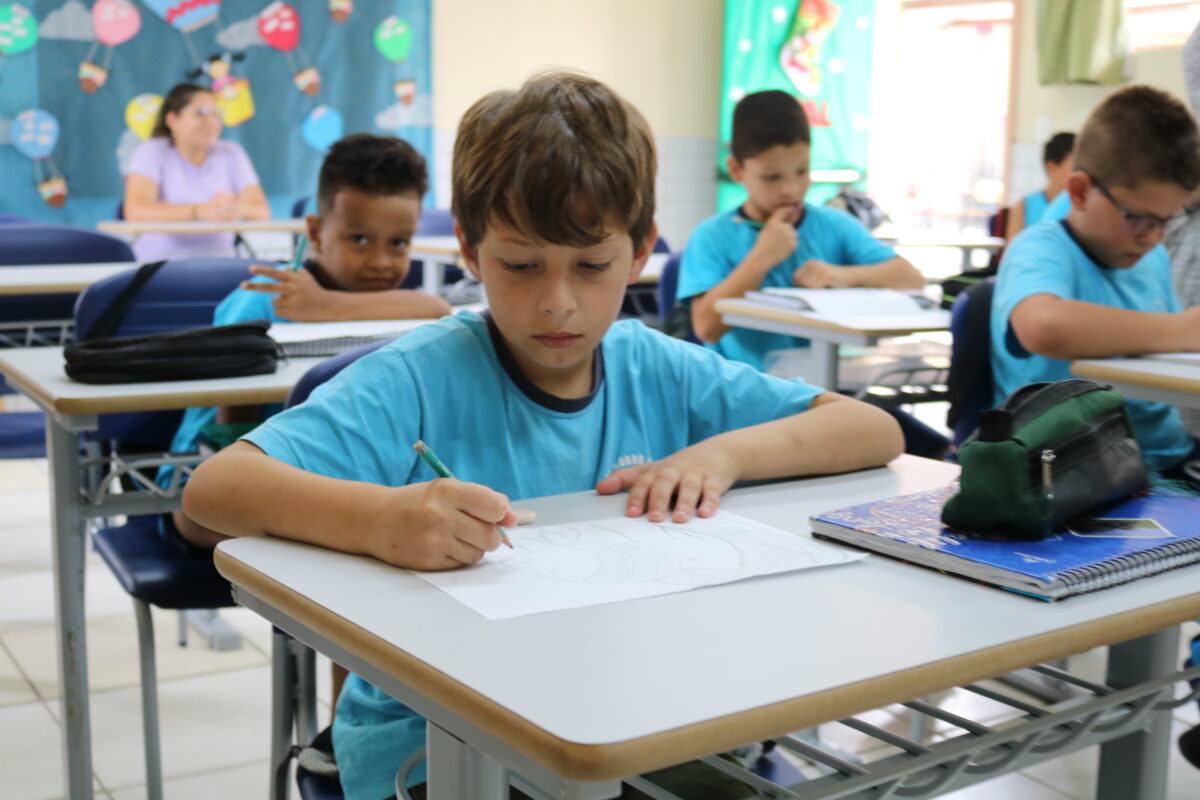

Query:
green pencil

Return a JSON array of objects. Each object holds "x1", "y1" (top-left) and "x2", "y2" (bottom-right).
[
  {"x1": 289, "y1": 236, "x2": 308, "y2": 272},
  {"x1": 413, "y1": 440, "x2": 513, "y2": 548}
]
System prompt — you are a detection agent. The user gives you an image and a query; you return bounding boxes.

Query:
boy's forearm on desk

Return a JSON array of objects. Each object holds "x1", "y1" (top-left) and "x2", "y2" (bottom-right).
[
  {"x1": 329, "y1": 289, "x2": 452, "y2": 320},
  {"x1": 844, "y1": 257, "x2": 925, "y2": 290},
  {"x1": 1012, "y1": 296, "x2": 1200, "y2": 358},
  {"x1": 691, "y1": 252, "x2": 777, "y2": 342},
  {"x1": 721, "y1": 394, "x2": 904, "y2": 481}
]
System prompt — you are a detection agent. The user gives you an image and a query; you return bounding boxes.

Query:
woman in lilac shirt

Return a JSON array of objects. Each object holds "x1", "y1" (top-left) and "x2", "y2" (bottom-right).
[{"x1": 123, "y1": 83, "x2": 270, "y2": 261}]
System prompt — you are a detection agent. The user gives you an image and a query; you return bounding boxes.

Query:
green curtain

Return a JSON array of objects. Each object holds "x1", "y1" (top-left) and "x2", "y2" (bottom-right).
[
  {"x1": 1038, "y1": 0, "x2": 1130, "y2": 85},
  {"x1": 719, "y1": 0, "x2": 877, "y2": 211}
]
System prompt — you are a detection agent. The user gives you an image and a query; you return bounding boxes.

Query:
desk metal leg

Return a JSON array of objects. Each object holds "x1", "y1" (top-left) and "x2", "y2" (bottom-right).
[
  {"x1": 47, "y1": 419, "x2": 93, "y2": 800},
  {"x1": 802, "y1": 341, "x2": 838, "y2": 392},
  {"x1": 427, "y1": 722, "x2": 508, "y2": 800},
  {"x1": 421, "y1": 258, "x2": 449, "y2": 298},
  {"x1": 1096, "y1": 627, "x2": 1179, "y2": 800}
]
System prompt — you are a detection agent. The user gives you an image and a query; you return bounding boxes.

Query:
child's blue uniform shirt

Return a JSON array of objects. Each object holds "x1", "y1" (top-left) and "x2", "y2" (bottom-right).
[
  {"x1": 991, "y1": 220, "x2": 1192, "y2": 469},
  {"x1": 1041, "y1": 190, "x2": 1071, "y2": 223},
  {"x1": 242, "y1": 310, "x2": 823, "y2": 800},
  {"x1": 155, "y1": 274, "x2": 286, "y2": 490},
  {"x1": 1022, "y1": 190, "x2": 1049, "y2": 229},
  {"x1": 677, "y1": 204, "x2": 896, "y2": 370}
]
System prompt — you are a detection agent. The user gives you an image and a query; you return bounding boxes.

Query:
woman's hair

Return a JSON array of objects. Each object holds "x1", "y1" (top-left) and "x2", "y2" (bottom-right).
[{"x1": 151, "y1": 83, "x2": 212, "y2": 141}]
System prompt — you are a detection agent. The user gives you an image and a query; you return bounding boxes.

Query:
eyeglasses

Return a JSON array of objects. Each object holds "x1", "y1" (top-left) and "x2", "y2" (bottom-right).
[
  {"x1": 1081, "y1": 169, "x2": 1184, "y2": 236},
  {"x1": 184, "y1": 106, "x2": 222, "y2": 120}
]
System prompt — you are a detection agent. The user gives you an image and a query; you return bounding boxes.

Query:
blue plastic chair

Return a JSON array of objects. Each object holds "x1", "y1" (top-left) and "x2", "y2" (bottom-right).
[
  {"x1": 0, "y1": 213, "x2": 30, "y2": 224},
  {"x1": 403, "y1": 208, "x2": 463, "y2": 290},
  {"x1": 945, "y1": 278, "x2": 996, "y2": 446}
]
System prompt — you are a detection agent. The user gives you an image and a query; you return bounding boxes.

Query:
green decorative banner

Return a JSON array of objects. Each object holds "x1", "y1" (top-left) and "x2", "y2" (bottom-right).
[{"x1": 720, "y1": 0, "x2": 877, "y2": 210}]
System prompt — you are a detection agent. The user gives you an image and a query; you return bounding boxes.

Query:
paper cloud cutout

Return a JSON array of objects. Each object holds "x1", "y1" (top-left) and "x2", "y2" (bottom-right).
[
  {"x1": 216, "y1": 15, "x2": 263, "y2": 49},
  {"x1": 40, "y1": 0, "x2": 95, "y2": 41},
  {"x1": 0, "y1": 117, "x2": 11, "y2": 146},
  {"x1": 115, "y1": 128, "x2": 141, "y2": 174},
  {"x1": 374, "y1": 94, "x2": 431, "y2": 130}
]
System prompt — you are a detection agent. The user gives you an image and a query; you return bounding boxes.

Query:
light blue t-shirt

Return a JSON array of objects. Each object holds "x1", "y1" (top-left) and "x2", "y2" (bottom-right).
[
  {"x1": 243, "y1": 311, "x2": 823, "y2": 800},
  {"x1": 1022, "y1": 190, "x2": 1049, "y2": 229},
  {"x1": 991, "y1": 220, "x2": 1192, "y2": 469},
  {"x1": 1041, "y1": 190, "x2": 1071, "y2": 223},
  {"x1": 677, "y1": 204, "x2": 896, "y2": 371},
  {"x1": 156, "y1": 275, "x2": 286, "y2": 490}
]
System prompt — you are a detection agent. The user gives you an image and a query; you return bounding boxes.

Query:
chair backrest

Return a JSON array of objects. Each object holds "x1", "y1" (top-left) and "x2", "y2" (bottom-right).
[
  {"x1": 0, "y1": 213, "x2": 30, "y2": 224},
  {"x1": 75, "y1": 257, "x2": 258, "y2": 446},
  {"x1": 416, "y1": 208, "x2": 454, "y2": 236},
  {"x1": 653, "y1": 235, "x2": 670, "y2": 254},
  {"x1": 656, "y1": 251, "x2": 684, "y2": 326},
  {"x1": 0, "y1": 222, "x2": 134, "y2": 266},
  {"x1": 945, "y1": 278, "x2": 996, "y2": 446},
  {"x1": 291, "y1": 195, "x2": 312, "y2": 218},
  {"x1": 286, "y1": 338, "x2": 394, "y2": 409}
]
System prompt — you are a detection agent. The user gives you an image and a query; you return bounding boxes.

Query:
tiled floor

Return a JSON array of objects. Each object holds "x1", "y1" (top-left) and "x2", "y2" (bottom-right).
[{"x1": 1, "y1": 453, "x2": 1198, "y2": 799}]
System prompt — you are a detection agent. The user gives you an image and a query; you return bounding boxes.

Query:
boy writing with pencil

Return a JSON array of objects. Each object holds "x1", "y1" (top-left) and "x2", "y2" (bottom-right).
[
  {"x1": 992, "y1": 85, "x2": 1200, "y2": 481},
  {"x1": 184, "y1": 72, "x2": 902, "y2": 799},
  {"x1": 163, "y1": 132, "x2": 450, "y2": 551}
]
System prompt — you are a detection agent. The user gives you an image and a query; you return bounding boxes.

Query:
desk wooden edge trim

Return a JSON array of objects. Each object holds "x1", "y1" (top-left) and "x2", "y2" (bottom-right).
[
  {"x1": 0, "y1": 356, "x2": 58, "y2": 411},
  {"x1": 714, "y1": 301, "x2": 945, "y2": 337},
  {"x1": 48, "y1": 385, "x2": 295, "y2": 416},
  {"x1": 215, "y1": 547, "x2": 1200, "y2": 782},
  {"x1": 0, "y1": 284, "x2": 87, "y2": 295},
  {"x1": 1072, "y1": 361, "x2": 1200, "y2": 394}
]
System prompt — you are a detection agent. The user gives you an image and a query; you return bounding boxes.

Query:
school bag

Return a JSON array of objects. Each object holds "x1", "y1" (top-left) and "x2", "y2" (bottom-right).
[
  {"x1": 941, "y1": 379, "x2": 1148, "y2": 539},
  {"x1": 63, "y1": 260, "x2": 280, "y2": 384},
  {"x1": 824, "y1": 189, "x2": 889, "y2": 231}
]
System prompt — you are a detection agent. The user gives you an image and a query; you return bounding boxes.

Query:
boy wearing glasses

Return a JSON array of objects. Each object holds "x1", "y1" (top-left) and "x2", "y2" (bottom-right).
[{"x1": 992, "y1": 85, "x2": 1200, "y2": 476}]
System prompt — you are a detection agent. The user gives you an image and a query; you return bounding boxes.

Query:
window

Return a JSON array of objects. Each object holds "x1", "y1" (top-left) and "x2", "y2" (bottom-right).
[{"x1": 1126, "y1": 0, "x2": 1200, "y2": 51}]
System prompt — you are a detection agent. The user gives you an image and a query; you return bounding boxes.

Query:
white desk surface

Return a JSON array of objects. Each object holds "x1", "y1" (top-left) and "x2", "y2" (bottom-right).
[
  {"x1": 874, "y1": 226, "x2": 1004, "y2": 250},
  {"x1": 1072, "y1": 357, "x2": 1200, "y2": 409},
  {"x1": 0, "y1": 345, "x2": 328, "y2": 416},
  {"x1": 215, "y1": 455, "x2": 1200, "y2": 780},
  {"x1": 715, "y1": 297, "x2": 951, "y2": 338},
  {"x1": 0, "y1": 261, "x2": 138, "y2": 295},
  {"x1": 97, "y1": 218, "x2": 307, "y2": 236}
]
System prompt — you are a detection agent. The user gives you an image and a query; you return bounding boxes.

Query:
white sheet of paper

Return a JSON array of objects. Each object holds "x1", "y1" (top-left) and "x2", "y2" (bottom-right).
[
  {"x1": 762, "y1": 287, "x2": 926, "y2": 316},
  {"x1": 1144, "y1": 352, "x2": 1200, "y2": 367},
  {"x1": 414, "y1": 511, "x2": 866, "y2": 619}
]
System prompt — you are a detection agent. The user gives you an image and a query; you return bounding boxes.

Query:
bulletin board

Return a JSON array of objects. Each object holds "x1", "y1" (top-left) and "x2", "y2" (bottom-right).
[
  {"x1": 0, "y1": 0, "x2": 433, "y2": 226},
  {"x1": 720, "y1": 0, "x2": 876, "y2": 211}
]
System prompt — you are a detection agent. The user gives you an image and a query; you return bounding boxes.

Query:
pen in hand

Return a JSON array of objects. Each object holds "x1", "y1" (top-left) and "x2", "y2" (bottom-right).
[
  {"x1": 413, "y1": 440, "x2": 514, "y2": 548},
  {"x1": 289, "y1": 236, "x2": 308, "y2": 272}
]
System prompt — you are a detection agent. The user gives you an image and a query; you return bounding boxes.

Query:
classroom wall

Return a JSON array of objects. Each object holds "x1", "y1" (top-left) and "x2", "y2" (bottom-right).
[
  {"x1": 1008, "y1": 1, "x2": 1190, "y2": 201},
  {"x1": 430, "y1": 0, "x2": 725, "y2": 250}
]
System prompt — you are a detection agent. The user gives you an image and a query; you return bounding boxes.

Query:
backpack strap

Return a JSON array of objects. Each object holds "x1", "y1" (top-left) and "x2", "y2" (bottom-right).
[{"x1": 82, "y1": 260, "x2": 168, "y2": 341}]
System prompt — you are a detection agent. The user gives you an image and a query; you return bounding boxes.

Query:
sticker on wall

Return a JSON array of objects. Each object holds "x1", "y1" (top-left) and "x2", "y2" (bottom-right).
[
  {"x1": 123, "y1": 92, "x2": 162, "y2": 140},
  {"x1": 373, "y1": 15, "x2": 411, "y2": 63},
  {"x1": 193, "y1": 52, "x2": 255, "y2": 126},
  {"x1": 374, "y1": 92, "x2": 430, "y2": 130},
  {"x1": 301, "y1": 104, "x2": 342, "y2": 153},
  {"x1": 258, "y1": 2, "x2": 320, "y2": 96},
  {"x1": 77, "y1": 0, "x2": 140, "y2": 93},
  {"x1": 0, "y1": 3, "x2": 39, "y2": 72},
  {"x1": 328, "y1": 0, "x2": 351, "y2": 23},
  {"x1": 12, "y1": 108, "x2": 68, "y2": 208},
  {"x1": 142, "y1": 0, "x2": 221, "y2": 72},
  {"x1": 779, "y1": 0, "x2": 841, "y2": 97}
]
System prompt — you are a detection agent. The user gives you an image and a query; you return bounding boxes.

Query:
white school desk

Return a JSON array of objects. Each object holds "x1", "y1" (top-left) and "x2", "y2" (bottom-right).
[
  {"x1": 0, "y1": 261, "x2": 139, "y2": 295},
  {"x1": 0, "y1": 346, "x2": 331, "y2": 800},
  {"x1": 1072, "y1": 358, "x2": 1200, "y2": 410},
  {"x1": 874, "y1": 226, "x2": 1004, "y2": 271},
  {"x1": 714, "y1": 297, "x2": 951, "y2": 389},
  {"x1": 215, "y1": 456, "x2": 1200, "y2": 800}
]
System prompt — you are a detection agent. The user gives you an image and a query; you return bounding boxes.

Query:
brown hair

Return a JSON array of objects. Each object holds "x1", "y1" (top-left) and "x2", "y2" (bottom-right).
[
  {"x1": 451, "y1": 71, "x2": 657, "y2": 250},
  {"x1": 151, "y1": 83, "x2": 212, "y2": 141},
  {"x1": 1075, "y1": 85, "x2": 1200, "y2": 191}
]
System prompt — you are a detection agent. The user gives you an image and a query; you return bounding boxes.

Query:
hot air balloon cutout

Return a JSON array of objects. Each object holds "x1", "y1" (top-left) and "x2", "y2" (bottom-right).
[
  {"x1": 192, "y1": 52, "x2": 254, "y2": 126},
  {"x1": 328, "y1": 0, "x2": 351, "y2": 23},
  {"x1": 301, "y1": 105, "x2": 342, "y2": 153},
  {"x1": 374, "y1": 15, "x2": 415, "y2": 104},
  {"x1": 78, "y1": 0, "x2": 141, "y2": 93},
  {"x1": 124, "y1": 93, "x2": 162, "y2": 141},
  {"x1": 258, "y1": 2, "x2": 320, "y2": 96},
  {"x1": 0, "y1": 3, "x2": 39, "y2": 75},
  {"x1": 13, "y1": 109, "x2": 67, "y2": 208},
  {"x1": 142, "y1": 0, "x2": 221, "y2": 74}
]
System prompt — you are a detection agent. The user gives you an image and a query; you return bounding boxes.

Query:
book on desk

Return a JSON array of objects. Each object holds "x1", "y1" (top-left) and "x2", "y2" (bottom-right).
[
  {"x1": 810, "y1": 486, "x2": 1200, "y2": 601},
  {"x1": 743, "y1": 287, "x2": 936, "y2": 315}
]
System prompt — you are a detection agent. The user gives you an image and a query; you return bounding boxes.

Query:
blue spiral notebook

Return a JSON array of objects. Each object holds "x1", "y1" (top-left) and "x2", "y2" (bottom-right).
[{"x1": 810, "y1": 486, "x2": 1200, "y2": 601}]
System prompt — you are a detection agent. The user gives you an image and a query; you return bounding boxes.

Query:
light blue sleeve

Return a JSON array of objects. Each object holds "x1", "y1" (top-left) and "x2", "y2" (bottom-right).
[
  {"x1": 1041, "y1": 191, "x2": 1071, "y2": 222},
  {"x1": 242, "y1": 346, "x2": 423, "y2": 487},
  {"x1": 213, "y1": 278, "x2": 280, "y2": 325},
  {"x1": 993, "y1": 227, "x2": 1075, "y2": 358},
  {"x1": 825, "y1": 208, "x2": 896, "y2": 265},
  {"x1": 1153, "y1": 247, "x2": 1182, "y2": 313},
  {"x1": 656, "y1": 333, "x2": 824, "y2": 444},
  {"x1": 677, "y1": 219, "x2": 734, "y2": 302}
]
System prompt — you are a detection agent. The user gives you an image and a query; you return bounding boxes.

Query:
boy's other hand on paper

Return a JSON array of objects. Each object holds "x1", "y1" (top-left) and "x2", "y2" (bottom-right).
[
  {"x1": 751, "y1": 205, "x2": 800, "y2": 267},
  {"x1": 793, "y1": 259, "x2": 851, "y2": 289},
  {"x1": 595, "y1": 443, "x2": 739, "y2": 524},
  {"x1": 241, "y1": 264, "x2": 337, "y2": 321},
  {"x1": 374, "y1": 479, "x2": 518, "y2": 571}
]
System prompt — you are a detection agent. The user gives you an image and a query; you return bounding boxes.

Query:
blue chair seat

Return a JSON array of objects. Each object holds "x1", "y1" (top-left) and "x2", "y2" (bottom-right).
[
  {"x1": 0, "y1": 411, "x2": 45, "y2": 458},
  {"x1": 92, "y1": 517, "x2": 233, "y2": 610}
]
